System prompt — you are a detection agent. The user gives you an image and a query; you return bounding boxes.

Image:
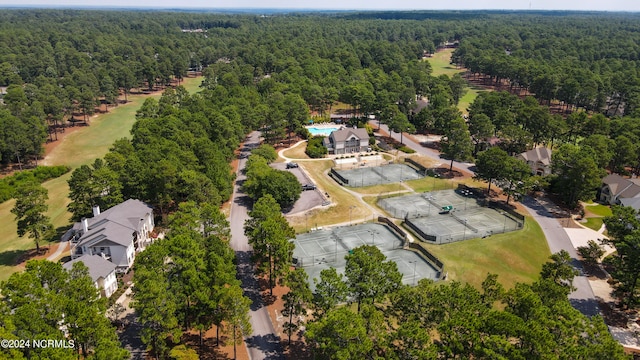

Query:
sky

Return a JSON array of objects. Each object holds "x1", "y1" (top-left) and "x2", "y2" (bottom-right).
[{"x1": 1, "y1": 0, "x2": 638, "y2": 11}]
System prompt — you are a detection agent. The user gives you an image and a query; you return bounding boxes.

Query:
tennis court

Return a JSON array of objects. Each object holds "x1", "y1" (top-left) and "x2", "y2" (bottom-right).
[
  {"x1": 378, "y1": 190, "x2": 523, "y2": 244},
  {"x1": 378, "y1": 189, "x2": 481, "y2": 219},
  {"x1": 292, "y1": 223, "x2": 441, "y2": 291},
  {"x1": 331, "y1": 164, "x2": 424, "y2": 187}
]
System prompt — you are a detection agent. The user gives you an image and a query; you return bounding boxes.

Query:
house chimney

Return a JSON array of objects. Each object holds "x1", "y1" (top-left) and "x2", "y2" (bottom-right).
[
  {"x1": 92, "y1": 205, "x2": 101, "y2": 217},
  {"x1": 82, "y1": 218, "x2": 89, "y2": 233}
]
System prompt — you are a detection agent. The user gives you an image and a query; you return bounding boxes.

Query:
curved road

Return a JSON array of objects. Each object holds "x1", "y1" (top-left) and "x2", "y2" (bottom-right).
[
  {"x1": 372, "y1": 122, "x2": 475, "y2": 175},
  {"x1": 380, "y1": 123, "x2": 599, "y2": 317},
  {"x1": 229, "y1": 131, "x2": 285, "y2": 360}
]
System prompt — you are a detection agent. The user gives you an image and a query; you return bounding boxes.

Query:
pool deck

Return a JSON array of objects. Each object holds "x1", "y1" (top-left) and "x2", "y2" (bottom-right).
[{"x1": 306, "y1": 123, "x2": 343, "y2": 136}]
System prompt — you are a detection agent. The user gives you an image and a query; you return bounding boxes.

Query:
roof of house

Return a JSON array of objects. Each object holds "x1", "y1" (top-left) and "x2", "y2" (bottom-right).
[
  {"x1": 329, "y1": 127, "x2": 369, "y2": 142},
  {"x1": 63, "y1": 254, "x2": 116, "y2": 282},
  {"x1": 602, "y1": 174, "x2": 640, "y2": 199},
  {"x1": 603, "y1": 174, "x2": 638, "y2": 196},
  {"x1": 75, "y1": 199, "x2": 153, "y2": 248},
  {"x1": 621, "y1": 197, "x2": 640, "y2": 211},
  {"x1": 519, "y1": 147, "x2": 552, "y2": 166}
]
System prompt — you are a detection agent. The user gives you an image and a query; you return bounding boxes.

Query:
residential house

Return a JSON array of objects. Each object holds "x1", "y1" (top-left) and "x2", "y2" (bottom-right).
[
  {"x1": 621, "y1": 197, "x2": 640, "y2": 213},
  {"x1": 63, "y1": 255, "x2": 118, "y2": 298},
  {"x1": 599, "y1": 174, "x2": 640, "y2": 206},
  {"x1": 69, "y1": 199, "x2": 154, "y2": 273},
  {"x1": 323, "y1": 127, "x2": 370, "y2": 155},
  {"x1": 517, "y1": 147, "x2": 553, "y2": 176}
]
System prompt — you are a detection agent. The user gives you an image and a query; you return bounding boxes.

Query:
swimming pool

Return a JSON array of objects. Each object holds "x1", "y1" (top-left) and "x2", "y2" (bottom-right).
[{"x1": 307, "y1": 126, "x2": 341, "y2": 137}]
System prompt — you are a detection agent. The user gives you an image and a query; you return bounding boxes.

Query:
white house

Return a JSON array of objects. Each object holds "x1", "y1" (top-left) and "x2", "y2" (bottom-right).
[
  {"x1": 69, "y1": 199, "x2": 154, "y2": 273},
  {"x1": 322, "y1": 127, "x2": 370, "y2": 155},
  {"x1": 63, "y1": 255, "x2": 118, "y2": 298},
  {"x1": 600, "y1": 174, "x2": 640, "y2": 206}
]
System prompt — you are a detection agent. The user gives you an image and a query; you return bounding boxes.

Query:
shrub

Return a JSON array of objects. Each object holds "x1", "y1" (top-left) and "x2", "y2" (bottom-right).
[
  {"x1": 305, "y1": 136, "x2": 327, "y2": 158},
  {"x1": 0, "y1": 165, "x2": 71, "y2": 204},
  {"x1": 365, "y1": 123, "x2": 374, "y2": 136},
  {"x1": 251, "y1": 144, "x2": 278, "y2": 163},
  {"x1": 398, "y1": 146, "x2": 416, "y2": 154},
  {"x1": 296, "y1": 127, "x2": 311, "y2": 140}
]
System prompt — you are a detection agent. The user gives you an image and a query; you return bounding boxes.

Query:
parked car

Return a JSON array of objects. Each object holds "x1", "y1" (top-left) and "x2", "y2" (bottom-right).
[
  {"x1": 302, "y1": 184, "x2": 316, "y2": 191},
  {"x1": 286, "y1": 162, "x2": 299, "y2": 169}
]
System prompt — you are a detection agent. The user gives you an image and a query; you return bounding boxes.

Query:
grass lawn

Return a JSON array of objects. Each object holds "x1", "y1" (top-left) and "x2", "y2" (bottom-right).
[
  {"x1": 425, "y1": 48, "x2": 484, "y2": 115},
  {"x1": 458, "y1": 85, "x2": 483, "y2": 115},
  {"x1": 46, "y1": 76, "x2": 203, "y2": 168},
  {"x1": 286, "y1": 159, "x2": 373, "y2": 233},
  {"x1": 583, "y1": 217, "x2": 604, "y2": 232},
  {"x1": 281, "y1": 141, "x2": 311, "y2": 160},
  {"x1": 347, "y1": 183, "x2": 410, "y2": 195},
  {"x1": 585, "y1": 204, "x2": 612, "y2": 217},
  {"x1": 0, "y1": 77, "x2": 203, "y2": 281},
  {"x1": 405, "y1": 175, "x2": 484, "y2": 193},
  {"x1": 0, "y1": 174, "x2": 72, "y2": 281},
  {"x1": 427, "y1": 49, "x2": 464, "y2": 77},
  {"x1": 419, "y1": 216, "x2": 549, "y2": 290}
]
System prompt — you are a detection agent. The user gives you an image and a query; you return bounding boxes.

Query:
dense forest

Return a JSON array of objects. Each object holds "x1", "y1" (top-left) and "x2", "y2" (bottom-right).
[
  {"x1": 2, "y1": 8, "x2": 640, "y2": 359},
  {"x1": 2, "y1": 10, "x2": 640, "y2": 182}
]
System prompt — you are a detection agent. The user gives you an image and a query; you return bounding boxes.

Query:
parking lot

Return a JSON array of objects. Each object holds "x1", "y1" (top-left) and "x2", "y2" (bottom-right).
[{"x1": 271, "y1": 162, "x2": 327, "y2": 214}]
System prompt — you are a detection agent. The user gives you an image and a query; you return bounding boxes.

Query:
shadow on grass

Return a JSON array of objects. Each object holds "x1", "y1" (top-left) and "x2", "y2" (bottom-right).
[{"x1": 0, "y1": 249, "x2": 28, "y2": 267}]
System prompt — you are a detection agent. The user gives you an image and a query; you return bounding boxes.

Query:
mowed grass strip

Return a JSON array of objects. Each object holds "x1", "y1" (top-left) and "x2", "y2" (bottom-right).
[
  {"x1": 347, "y1": 183, "x2": 410, "y2": 195},
  {"x1": 426, "y1": 49, "x2": 464, "y2": 77},
  {"x1": 46, "y1": 77, "x2": 203, "y2": 168},
  {"x1": 0, "y1": 77, "x2": 203, "y2": 280},
  {"x1": 425, "y1": 48, "x2": 481, "y2": 114},
  {"x1": 458, "y1": 85, "x2": 483, "y2": 115},
  {"x1": 281, "y1": 141, "x2": 311, "y2": 160},
  {"x1": 585, "y1": 204, "x2": 612, "y2": 217},
  {"x1": 419, "y1": 217, "x2": 549, "y2": 290},
  {"x1": 583, "y1": 217, "x2": 604, "y2": 232}
]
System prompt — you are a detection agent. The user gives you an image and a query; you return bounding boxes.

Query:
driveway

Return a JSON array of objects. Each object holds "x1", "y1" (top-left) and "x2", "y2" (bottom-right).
[
  {"x1": 230, "y1": 131, "x2": 285, "y2": 360},
  {"x1": 520, "y1": 196, "x2": 600, "y2": 316}
]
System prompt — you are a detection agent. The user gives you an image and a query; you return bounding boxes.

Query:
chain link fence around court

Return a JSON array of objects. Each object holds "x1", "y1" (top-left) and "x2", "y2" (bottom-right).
[
  {"x1": 292, "y1": 224, "x2": 405, "y2": 268},
  {"x1": 403, "y1": 208, "x2": 523, "y2": 244},
  {"x1": 378, "y1": 190, "x2": 524, "y2": 244},
  {"x1": 378, "y1": 189, "x2": 482, "y2": 220},
  {"x1": 330, "y1": 163, "x2": 424, "y2": 187},
  {"x1": 292, "y1": 223, "x2": 443, "y2": 291}
]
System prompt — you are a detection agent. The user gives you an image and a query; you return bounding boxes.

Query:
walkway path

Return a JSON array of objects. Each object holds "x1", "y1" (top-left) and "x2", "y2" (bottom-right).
[
  {"x1": 278, "y1": 141, "x2": 414, "y2": 233},
  {"x1": 231, "y1": 131, "x2": 285, "y2": 360},
  {"x1": 46, "y1": 238, "x2": 68, "y2": 261}
]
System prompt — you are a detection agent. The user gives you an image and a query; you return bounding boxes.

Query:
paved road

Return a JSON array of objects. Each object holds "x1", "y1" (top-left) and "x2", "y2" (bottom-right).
[
  {"x1": 520, "y1": 196, "x2": 600, "y2": 316},
  {"x1": 383, "y1": 124, "x2": 600, "y2": 317},
  {"x1": 372, "y1": 122, "x2": 475, "y2": 175},
  {"x1": 229, "y1": 131, "x2": 285, "y2": 360}
]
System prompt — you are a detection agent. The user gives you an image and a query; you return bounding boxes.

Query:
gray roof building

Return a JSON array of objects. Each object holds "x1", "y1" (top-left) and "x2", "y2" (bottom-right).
[
  {"x1": 63, "y1": 254, "x2": 117, "y2": 282},
  {"x1": 323, "y1": 127, "x2": 370, "y2": 155},
  {"x1": 600, "y1": 174, "x2": 640, "y2": 205},
  {"x1": 63, "y1": 254, "x2": 119, "y2": 298},
  {"x1": 70, "y1": 199, "x2": 155, "y2": 272},
  {"x1": 517, "y1": 147, "x2": 553, "y2": 176}
]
